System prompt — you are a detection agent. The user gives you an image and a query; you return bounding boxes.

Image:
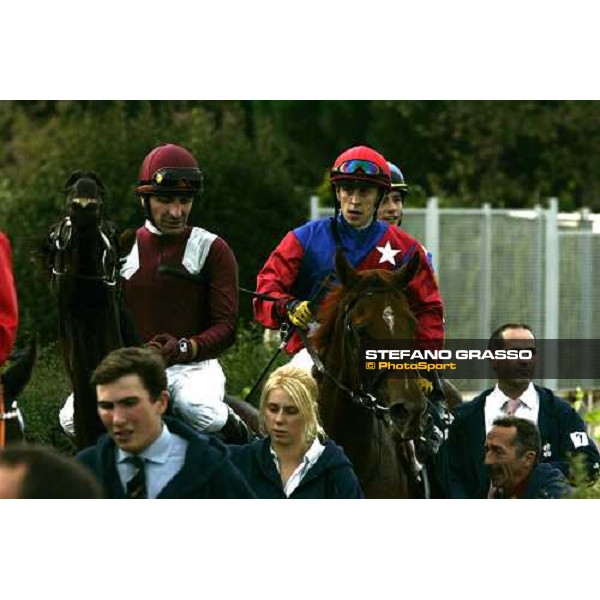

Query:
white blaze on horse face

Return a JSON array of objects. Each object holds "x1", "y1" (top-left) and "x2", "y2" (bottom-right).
[{"x1": 382, "y1": 305, "x2": 395, "y2": 335}]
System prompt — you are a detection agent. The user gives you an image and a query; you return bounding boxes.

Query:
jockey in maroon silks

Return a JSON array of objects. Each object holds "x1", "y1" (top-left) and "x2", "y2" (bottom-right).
[
  {"x1": 0, "y1": 231, "x2": 18, "y2": 367},
  {"x1": 60, "y1": 143, "x2": 249, "y2": 442},
  {"x1": 254, "y1": 145, "x2": 450, "y2": 453}
]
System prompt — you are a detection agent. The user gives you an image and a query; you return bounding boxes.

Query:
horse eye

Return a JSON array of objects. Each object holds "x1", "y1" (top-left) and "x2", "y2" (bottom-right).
[{"x1": 353, "y1": 322, "x2": 369, "y2": 337}]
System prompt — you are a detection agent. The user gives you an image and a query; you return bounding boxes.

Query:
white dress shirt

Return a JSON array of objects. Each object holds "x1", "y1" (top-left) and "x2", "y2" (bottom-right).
[
  {"x1": 270, "y1": 437, "x2": 325, "y2": 497},
  {"x1": 484, "y1": 382, "x2": 539, "y2": 433}
]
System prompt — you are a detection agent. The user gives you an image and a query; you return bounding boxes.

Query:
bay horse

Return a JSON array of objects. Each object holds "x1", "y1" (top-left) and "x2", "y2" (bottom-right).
[
  {"x1": 44, "y1": 172, "x2": 127, "y2": 450},
  {"x1": 311, "y1": 250, "x2": 436, "y2": 498}
]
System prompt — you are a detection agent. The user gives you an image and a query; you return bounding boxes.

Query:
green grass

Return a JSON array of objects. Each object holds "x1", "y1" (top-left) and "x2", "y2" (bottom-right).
[{"x1": 18, "y1": 342, "x2": 76, "y2": 454}]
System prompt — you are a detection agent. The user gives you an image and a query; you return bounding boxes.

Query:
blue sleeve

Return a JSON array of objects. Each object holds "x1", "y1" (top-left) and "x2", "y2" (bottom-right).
[
  {"x1": 333, "y1": 466, "x2": 364, "y2": 499},
  {"x1": 208, "y1": 459, "x2": 257, "y2": 499}
]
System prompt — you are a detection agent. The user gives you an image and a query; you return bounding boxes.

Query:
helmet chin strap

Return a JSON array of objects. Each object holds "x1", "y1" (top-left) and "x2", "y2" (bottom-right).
[{"x1": 140, "y1": 196, "x2": 157, "y2": 227}]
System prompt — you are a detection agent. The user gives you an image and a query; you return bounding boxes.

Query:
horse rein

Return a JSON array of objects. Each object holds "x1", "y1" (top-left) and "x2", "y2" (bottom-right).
[
  {"x1": 296, "y1": 289, "x2": 393, "y2": 420},
  {"x1": 50, "y1": 215, "x2": 118, "y2": 287}
]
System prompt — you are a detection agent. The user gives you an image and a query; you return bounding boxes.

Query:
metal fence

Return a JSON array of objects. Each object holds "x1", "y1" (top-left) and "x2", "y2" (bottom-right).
[{"x1": 309, "y1": 196, "x2": 600, "y2": 391}]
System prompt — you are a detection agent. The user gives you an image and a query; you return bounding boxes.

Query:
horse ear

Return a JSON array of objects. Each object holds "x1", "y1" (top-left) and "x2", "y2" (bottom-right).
[
  {"x1": 64, "y1": 171, "x2": 106, "y2": 198},
  {"x1": 65, "y1": 171, "x2": 84, "y2": 192},
  {"x1": 87, "y1": 171, "x2": 106, "y2": 195},
  {"x1": 394, "y1": 251, "x2": 421, "y2": 289},
  {"x1": 335, "y1": 248, "x2": 358, "y2": 288}
]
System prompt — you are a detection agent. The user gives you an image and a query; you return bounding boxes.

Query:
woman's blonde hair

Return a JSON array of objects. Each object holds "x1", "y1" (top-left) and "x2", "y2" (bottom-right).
[{"x1": 258, "y1": 365, "x2": 326, "y2": 444}]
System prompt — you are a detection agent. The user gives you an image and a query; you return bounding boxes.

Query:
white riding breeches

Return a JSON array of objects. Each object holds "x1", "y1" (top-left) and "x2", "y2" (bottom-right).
[
  {"x1": 288, "y1": 348, "x2": 315, "y2": 372},
  {"x1": 59, "y1": 358, "x2": 229, "y2": 436}
]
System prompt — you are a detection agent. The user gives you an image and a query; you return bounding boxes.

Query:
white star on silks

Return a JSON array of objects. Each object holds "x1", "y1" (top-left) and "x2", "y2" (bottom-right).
[{"x1": 376, "y1": 241, "x2": 401, "y2": 266}]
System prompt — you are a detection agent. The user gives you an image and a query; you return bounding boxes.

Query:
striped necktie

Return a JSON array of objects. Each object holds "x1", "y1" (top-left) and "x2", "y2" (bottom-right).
[
  {"x1": 126, "y1": 455, "x2": 147, "y2": 499},
  {"x1": 503, "y1": 398, "x2": 522, "y2": 416}
]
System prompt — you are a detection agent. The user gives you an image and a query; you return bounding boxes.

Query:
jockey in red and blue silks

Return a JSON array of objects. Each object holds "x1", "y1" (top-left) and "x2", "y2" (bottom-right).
[
  {"x1": 254, "y1": 145, "x2": 444, "y2": 357},
  {"x1": 254, "y1": 145, "x2": 450, "y2": 471}
]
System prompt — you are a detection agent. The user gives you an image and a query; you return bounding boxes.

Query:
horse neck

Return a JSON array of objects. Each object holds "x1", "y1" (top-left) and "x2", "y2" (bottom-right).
[
  {"x1": 319, "y1": 320, "x2": 379, "y2": 468},
  {"x1": 317, "y1": 300, "x2": 411, "y2": 498},
  {"x1": 72, "y1": 222, "x2": 104, "y2": 272},
  {"x1": 58, "y1": 221, "x2": 123, "y2": 350}
]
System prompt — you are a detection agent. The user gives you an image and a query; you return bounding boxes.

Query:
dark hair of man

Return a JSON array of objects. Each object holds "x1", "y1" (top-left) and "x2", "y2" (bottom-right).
[
  {"x1": 0, "y1": 444, "x2": 103, "y2": 499},
  {"x1": 488, "y1": 323, "x2": 535, "y2": 352},
  {"x1": 91, "y1": 347, "x2": 167, "y2": 400},
  {"x1": 492, "y1": 416, "x2": 541, "y2": 463}
]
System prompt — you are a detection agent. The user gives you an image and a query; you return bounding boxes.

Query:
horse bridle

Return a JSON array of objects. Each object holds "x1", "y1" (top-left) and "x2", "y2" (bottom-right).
[
  {"x1": 50, "y1": 215, "x2": 118, "y2": 287},
  {"x1": 299, "y1": 290, "x2": 393, "y2": 420}
]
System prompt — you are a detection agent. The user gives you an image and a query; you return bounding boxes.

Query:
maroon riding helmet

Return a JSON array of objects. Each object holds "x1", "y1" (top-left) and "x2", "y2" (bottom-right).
[{"x1": 135, "y1": 143, "x2": 204, "y2": 226}]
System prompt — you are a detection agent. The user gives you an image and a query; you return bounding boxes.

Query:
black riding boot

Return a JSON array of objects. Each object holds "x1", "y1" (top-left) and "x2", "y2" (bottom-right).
[{"x1": 219, "y1": 406, "x2": 256, "y2": 445}]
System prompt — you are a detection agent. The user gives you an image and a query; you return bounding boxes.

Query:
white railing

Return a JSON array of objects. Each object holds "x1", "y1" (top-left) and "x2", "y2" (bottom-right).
[{"x1": 309, "y1": 195, "x2": 600, "y2": 390}]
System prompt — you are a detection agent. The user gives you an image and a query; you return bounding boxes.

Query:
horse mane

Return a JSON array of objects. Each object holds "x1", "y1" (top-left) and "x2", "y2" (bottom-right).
[
  {"x1": 311, "y1": 282, "x2": 344, "y2": 355},
  {"x1": 119, "y1": 227, "x2": 137, "y2": 257}
]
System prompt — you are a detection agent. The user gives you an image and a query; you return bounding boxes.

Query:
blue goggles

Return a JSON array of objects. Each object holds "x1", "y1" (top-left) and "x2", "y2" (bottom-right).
[{"x1": 332, "y1": 159, "x2": 384, "y2": 176}]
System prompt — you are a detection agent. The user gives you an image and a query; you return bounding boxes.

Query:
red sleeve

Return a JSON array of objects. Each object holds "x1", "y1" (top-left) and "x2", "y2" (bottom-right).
[
  {"x1": 254, "y1": 231, "x2": 304, "y2": 329},
  {"x1": 190, "y1": 237, "x2": 238, "y2": 361},
  {"x1": 406, "y1": 243, "x2": 445, "y2": 346},
  {"x1": 0, "y1": 233, "x2": 18, "y2": 365}
]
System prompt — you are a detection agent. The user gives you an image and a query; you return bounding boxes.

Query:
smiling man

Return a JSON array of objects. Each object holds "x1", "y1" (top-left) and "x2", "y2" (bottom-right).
[
  {"x1": 485, "y1": 417, "x2": 571, "y2": 499},
  {"x1": 376, "y1": 161, "x2": 409, "y2": 227},
  {"x1": 445, "y1": 323, "x2": 600, "y2": 498},
  {"x1": 77, "y1": 347, "x2": 255, "y2": 499}
]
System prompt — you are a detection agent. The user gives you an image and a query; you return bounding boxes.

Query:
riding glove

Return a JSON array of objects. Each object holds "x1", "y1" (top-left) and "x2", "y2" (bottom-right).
[
  {"x1": 286, "y1": 299, "x2": 315, "y2": 330},
  {"x1": 147, "y1": 333, "x2": 196, "y2": 367}
]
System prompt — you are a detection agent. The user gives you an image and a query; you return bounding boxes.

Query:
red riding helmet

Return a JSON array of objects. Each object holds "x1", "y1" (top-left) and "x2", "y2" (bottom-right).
[
  {"x1": 330, "y1": 146, "x2": 391, "y2": 192},
  {"x1": 135, "y1": 143, "x2": 203, "y2": 198}
]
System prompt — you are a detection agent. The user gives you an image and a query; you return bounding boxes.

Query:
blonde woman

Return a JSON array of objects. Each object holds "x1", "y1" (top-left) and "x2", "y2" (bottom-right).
[{"x1": 229, "y1": 365, "x2": 363, "y2": 498}]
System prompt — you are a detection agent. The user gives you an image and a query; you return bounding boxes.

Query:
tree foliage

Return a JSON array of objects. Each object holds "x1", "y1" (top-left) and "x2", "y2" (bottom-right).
[
  {"x1": 2, "y1": 100, "x2": 600, "y2": 345},
  {"x1": 0, "y1": 101, "x2": 304, "y2": 343}
]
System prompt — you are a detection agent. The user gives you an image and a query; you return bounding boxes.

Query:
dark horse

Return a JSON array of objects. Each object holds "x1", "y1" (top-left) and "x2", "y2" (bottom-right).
[
  {"x1": 44, "y1": 172, "x2": 127, "y2": 450},
  {"x1": 1, "y1": 344, "x2": 37, "y2": 446},
  {"x1": 312, "y1": 250, "x2": 440, "y2": 498},
  {"x1": 45, "y1": 171, "x2": 257, "y2": 449}
]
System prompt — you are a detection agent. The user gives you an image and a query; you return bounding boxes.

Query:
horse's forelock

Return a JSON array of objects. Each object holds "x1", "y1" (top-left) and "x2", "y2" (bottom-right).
[
  {"x1": 65, "y1": 171, "x2": 105, "y2": 200},
  {"x1": 313, "y1": 269, "x2": 404, "y2": 353}
]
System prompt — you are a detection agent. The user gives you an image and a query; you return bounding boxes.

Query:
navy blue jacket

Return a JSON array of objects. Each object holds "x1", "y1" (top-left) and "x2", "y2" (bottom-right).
[
  {"x1": 229, "y1": 437, "x2": 364, "y2": 499},
  {"x1": 521, "y1": 463, "x2": 572, "y2": 499},
  {"x1": 445, "y1": 385, "x2": 600, "y2": 499},
  {"x1": 77, "y1": 416, "x2": 256, "y2": 499},
  {"x1": 490, "y1": 463, "x2": 572, "y2": 499}
]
